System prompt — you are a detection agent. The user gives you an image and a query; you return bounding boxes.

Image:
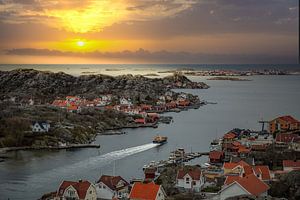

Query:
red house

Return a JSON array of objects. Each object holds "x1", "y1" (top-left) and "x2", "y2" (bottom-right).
[{"x1": 209, "y1": 151, "x2": 224, "y2": 164}]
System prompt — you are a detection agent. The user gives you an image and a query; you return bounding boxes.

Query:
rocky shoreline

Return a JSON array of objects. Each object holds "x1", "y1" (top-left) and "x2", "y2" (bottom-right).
[{"x1": 0, "y1": 69, "x2": 209, "y2": 152}]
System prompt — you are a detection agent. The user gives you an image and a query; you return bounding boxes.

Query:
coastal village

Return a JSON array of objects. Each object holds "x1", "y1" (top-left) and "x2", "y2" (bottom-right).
[
  {"x1": 0, "y1": 70, "x2": 299, "y2": 200},
  {"x1": 41, "y1": 115, "x2": 300, "y2": 200}
]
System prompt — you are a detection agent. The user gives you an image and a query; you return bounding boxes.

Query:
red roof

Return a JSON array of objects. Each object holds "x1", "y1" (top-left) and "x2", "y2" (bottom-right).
[
  {"x1": 232, "y1": 141, "x2": 241, "y2": 147},
  {"x1": 276, "y1": 133, "x2": 298, "y2": 143},
  {"x1": 223, "y1": 160, "x2": 250, "y2": 170},
  {"x1": 238, "y1": 146, "x2": 251, "y2": 153},
  {"x1": 235, "y1": 174, "x2": 269, "y2": 196},
  {"x1": 253, "y1": 166, "x2": 271, "y2": 181},
  {"x1": 67, "y1": 105, "x2": 78, "y2": 111},
  {"x1": 223, "y1": 132, "x2": 236, "y2": 139},
  {"x1": 129, "y1": 182, "x2": 161, "y2": 200},
  {"x1": 283, "y1": 160, "x2": 300, "y2": 168},
  {"x1": 224, "y1": 175, "x2": 241, "y2": 185},
  {"x1": 57, "y1": 180, "x2": 91, "y2": 199},
  {"x1": 209, "y1": 151, "x2": 224, "y2": 160},
  {"x1": 277, "y1": 115, "x2": 300, "y2": 124},
  {"x1": 243, "y1": 165, "x2": 254, "y2": 176},
  {"x1": 177, "y1": 168, "x2": 202, "y2": 180},
  {"x1": 97, "y1": 175, "x2": 129, "y2": 191}
]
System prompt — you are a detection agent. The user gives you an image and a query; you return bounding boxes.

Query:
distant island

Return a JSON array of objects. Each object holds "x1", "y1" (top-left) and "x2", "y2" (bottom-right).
[{"x1": 207, "y1": 77, "x2": 252, "y2": 81}]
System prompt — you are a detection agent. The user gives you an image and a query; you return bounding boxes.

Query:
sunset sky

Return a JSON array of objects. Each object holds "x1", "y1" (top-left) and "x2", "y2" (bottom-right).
[{"x1": 0, "y1": 0, "x2": 298, "y2": 64}]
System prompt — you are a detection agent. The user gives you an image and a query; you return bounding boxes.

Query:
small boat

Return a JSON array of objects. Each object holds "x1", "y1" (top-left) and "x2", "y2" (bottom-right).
[{"x1": 153, "y1": 136, "x2": 168, "y2": 144}]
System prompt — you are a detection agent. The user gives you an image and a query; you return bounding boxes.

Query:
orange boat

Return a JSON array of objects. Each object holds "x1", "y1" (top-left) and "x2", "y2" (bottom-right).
[{"x1": 153, "y1": 136, "x2": 168, "y2": 144}]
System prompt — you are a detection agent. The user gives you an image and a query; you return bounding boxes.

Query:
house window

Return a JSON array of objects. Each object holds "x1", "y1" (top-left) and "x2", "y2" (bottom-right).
[
  {"x1": 186, "y1": 177, "x2": 190, "y2": 184},
  {"x1": 103, "y1": 185, "x2": 106, "y2": 189}
]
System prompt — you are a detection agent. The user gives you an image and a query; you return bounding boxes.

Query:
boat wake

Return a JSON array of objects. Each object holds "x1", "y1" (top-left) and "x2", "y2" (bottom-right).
[
  {"x1": 0, "y1": 143, "x2": 159, "y2": 199},
  {"x1": 29, "y1": 143, "x2": 159, "y2": 186}
]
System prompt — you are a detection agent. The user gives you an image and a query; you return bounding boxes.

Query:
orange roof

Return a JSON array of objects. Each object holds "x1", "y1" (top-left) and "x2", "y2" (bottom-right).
[
  {"x1": 283, "y1": 160, "x2": 300, "y2": 168},
  {"x1": 235, "y1": 174, "x2": 269, "y2": 196},
  {"x1": 177, "y1": 168, "x2": 202, "y2": 180},
  {"x1": 277, "y1": 115, "x2": 300, "y2": 124},
  {"x1": 243, "y1": 165, "x2": 254, "y2": 176},
  {"x1": 223, "y1": 132, "x2": 236, "y2": 139},
  {"x1": 129, "y1": 182, "x2": 161, "y2": 200},
  {"x1": 232, "y1": 141, "x2": 241, "y2": 147},
  {"x1": 238, "y1": 146, "x2": 251, "y2": 153},
  {"x1": 67, "y1": 105, "x2": 78, "y2": 110},
  {"x1": 57, "y1": 180, "x2": 91, "y2": 199},
  {"x1": 224, "y1": 175, "x2": 241, "y2": 185},
  {"x1": 253, "y1": 166, "x2": 271, "y2": 181},
  {"x1": 209, "y1": 151, "x2": 224, "y2": 160},
  {"x1": 223, "y1": 160, "x2": 250, "y2": 170}
]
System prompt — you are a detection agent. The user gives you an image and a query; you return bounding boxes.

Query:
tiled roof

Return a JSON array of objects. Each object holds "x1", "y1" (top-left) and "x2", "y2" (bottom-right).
[
  {"x1": 253, "y1": 166, "x2": 271, "y2": 181},
  {"x1": 98, "y1": 175, "x2": 129, "y2": 191},
  {"x1": 277, "y1": 115, "x2": 300, "y2": 124},
  {"x1": 224, "y1": 175, "x2": 241, "y2": 185},
  {"x1": 223, "y1": 160, "x2": 250, "y2": 170},
  {"x1": 209, "y1": 151, "x2": 224, "y2": 160},
  {"x1": 223, "y1": 132, "x2": 236, "y2": 139},
  {"x1": 129, "y1": 182, "x2": 161, "y2": 200},
  {"x1": 177, "y1": 168, "x2": 202, "y2": 180},
  {"x1": 235, "y1": 174, "x2": 270, "y2": 196},
  {"x1": 283, "y1": 160, "x2": 300, "y2": 168},
  {"x1": 57, "y1": 180, "x2": 91, "y2": 199}
]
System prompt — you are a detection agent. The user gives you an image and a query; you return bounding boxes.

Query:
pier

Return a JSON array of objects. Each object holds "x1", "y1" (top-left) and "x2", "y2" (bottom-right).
[{"x1": 143, "y1": 148, "x2": 209, "y2": 171}]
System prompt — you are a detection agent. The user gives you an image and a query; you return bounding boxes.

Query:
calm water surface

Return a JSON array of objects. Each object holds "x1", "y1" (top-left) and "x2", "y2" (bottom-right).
[{"x1": 0, "y1": 75, "x2": 300, "y2": 199}]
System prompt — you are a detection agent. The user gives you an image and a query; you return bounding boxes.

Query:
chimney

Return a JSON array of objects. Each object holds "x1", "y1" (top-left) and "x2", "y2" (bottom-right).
[{"x1": 79, "y1": 179, "x2": 82, "y2": 183}]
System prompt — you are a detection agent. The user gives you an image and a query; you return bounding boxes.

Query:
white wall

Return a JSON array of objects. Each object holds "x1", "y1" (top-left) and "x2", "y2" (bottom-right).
[
  {"x1": 219, "y1": 184, "x2": 249, "y2": 200},
  {"x1": 176, "y1": 174, "x2": 204, "y2": 192},
  {"x1": 155, "y1": 188, "x2": 166, "y2": 200},
  {"x1": 96, "y1": 182, "x2": 114, "y2": 200}
]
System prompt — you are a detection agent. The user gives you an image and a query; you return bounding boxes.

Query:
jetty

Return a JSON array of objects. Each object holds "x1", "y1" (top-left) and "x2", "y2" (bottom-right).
[
  {"x1": 143, "y1": 148, "x2": 209, "y2": 171},
  {"x1": 0, "y1": 144, "x2": 100, "y2": 153}
]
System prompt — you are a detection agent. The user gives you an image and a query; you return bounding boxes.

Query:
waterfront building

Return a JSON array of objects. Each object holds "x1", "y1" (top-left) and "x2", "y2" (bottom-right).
[
  {"x1": 96, "y1": 175, "x2": 130, "y2": 200},
  {"x1": 175, "y1": 167, "x2": 204, "y2": 192},
  {"x1": 55, "y1": 180, "x2": 97, "y2": 200},
  {"x1": 269, "y1": 115, "x2": 300, "y2": 134},
  {"x1": 219, "y1": 174, "x2": 269, "y2": 200},
  {"x1": 31, "y1": 121, "x2": 50, "y2": 133},
  {"x1": 209, "y1": 151, "x2": 224, "y2": 164},
  {"x1": 129, "y1": 182, "x2": 166, "y2": 200}
]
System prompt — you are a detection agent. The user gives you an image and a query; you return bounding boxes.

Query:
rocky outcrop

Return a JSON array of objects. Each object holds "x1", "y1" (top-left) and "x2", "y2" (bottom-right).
[{"x1": 0, "y1": 69, "x2": 209, "y2": 103}]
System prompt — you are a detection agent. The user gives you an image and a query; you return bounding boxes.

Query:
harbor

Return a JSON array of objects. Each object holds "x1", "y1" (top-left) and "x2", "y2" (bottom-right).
[{"x1": 142, "y1": 147, "x2": 209, "y2": 172}]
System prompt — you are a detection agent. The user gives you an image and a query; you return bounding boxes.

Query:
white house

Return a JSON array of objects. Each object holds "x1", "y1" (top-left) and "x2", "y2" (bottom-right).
[
  {"x1": 55, "y1": 180, "x2": 97, "y2": 200},
  {"x1": 176, "y1": 168, "x2": 204, "y2": 192},
  {"x1": 129, "y1": 182, "x2": 166, "y2": 200},
  {"x1": 101, "y1": 95, "x2": 112, "y2": 102},
  {"x1": 96, "y1": 175, "x2": 130, "y2": 200},
  {"x1": 219, "y1": 174, "x2": 269, "y2": 200},
  {"x1": 31, "y1": 121, "x2": 50, "y2": 133},
  {"x1": 119, "y1": 97, "x2": 132, "y2": 106}
]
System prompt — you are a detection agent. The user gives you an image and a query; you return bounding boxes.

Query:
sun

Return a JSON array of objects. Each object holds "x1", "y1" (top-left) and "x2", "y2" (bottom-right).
[{"x1": 77, "y1": 41, "x2": 85, "y2": 47}]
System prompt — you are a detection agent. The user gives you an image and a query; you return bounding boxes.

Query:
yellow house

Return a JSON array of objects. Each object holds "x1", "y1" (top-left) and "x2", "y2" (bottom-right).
[{"x1": 269, "y1": 115, "x2": 300, "y2": 134}]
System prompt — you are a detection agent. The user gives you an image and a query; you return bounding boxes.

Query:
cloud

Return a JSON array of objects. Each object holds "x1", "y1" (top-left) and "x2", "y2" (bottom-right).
[
  {"x1": 4, "y1": 48, "x2": 297, "y2": 64},
  {"x1": 0, "y1": 0, "x2": 196, "y2": 33}
]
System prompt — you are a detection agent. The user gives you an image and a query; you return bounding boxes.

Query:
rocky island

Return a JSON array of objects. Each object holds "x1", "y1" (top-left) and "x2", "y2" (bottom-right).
[{"x1": 0, "y1": 69, "x2": 209, "y2": 150}]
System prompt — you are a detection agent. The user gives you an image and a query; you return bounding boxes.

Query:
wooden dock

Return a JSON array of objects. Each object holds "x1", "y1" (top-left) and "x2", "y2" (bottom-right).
[{"x1": 143, "y1": 149, "x2": 209, "y2": 170}]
